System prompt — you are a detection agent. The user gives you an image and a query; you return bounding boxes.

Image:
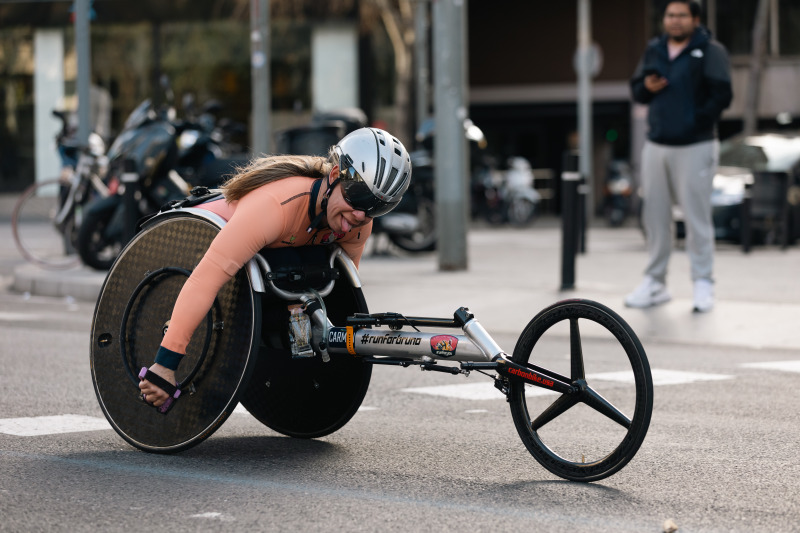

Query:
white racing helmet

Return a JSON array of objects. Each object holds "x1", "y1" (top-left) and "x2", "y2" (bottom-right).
[{"x1": 334, "y1": 127, "x2": 412, "y2": 217}]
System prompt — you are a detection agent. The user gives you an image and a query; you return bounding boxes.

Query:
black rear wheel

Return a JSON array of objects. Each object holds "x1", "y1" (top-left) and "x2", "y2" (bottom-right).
[
  {"x1": 239, "y1": 248, "x2": 372, "y2": 439},
  {"x1": 77, "y1": 198, "x2": 124, "y2": 270},
  {"x1": 387, "y1": 196, "x2": 436, "y2": 252},
  {"x1": 508, "y1": 299, "x2": 653, "y2": 482}
]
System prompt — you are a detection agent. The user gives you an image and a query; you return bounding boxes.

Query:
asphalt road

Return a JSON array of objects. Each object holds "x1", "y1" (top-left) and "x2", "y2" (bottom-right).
[{"x1": 1, "y1": 290, "x2": 799, "y2": 532}]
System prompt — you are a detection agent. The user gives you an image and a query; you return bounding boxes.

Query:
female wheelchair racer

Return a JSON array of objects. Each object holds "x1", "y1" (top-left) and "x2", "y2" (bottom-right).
[
  {"x1": 137, "y1": 127, "x2": 409, "y2": 410},
  {"x1": 90, "y1": 127, "x2": 653, "y2": 483}
]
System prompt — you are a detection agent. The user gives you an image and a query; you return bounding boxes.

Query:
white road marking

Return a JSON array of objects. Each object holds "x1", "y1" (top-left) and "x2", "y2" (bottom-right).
[
  {"x1": 189, "y1": 512, "x2": 234, "y2": 522},
  {"x1": 232, "y1": 404, "x2": 379, "y2": 415},
  {"x1": 0, "y1": 369, "x2": 751, "y2": 437},
  {"x1": 741, "y1": 360, "x2": 800, "y2": 373},
  {"x1": 402, "y1": 381, "x2": 555, "y2": 401},
  {"x1": 0, "y1": 312, "x2": 43, "y2": 321},
  {"x1": 590, "y1": 368, "x2": 734, "y2": 386},
  {"x1": 0, "y1": 414, "x2": 111, "y2": 436},
  {"x1": 402, "y1": 368, "x2": 734, "y2": 400}
]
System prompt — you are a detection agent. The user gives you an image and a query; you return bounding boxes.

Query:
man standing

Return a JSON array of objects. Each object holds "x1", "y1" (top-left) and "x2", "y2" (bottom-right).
[{"x1": 626, "y1": 0, "x2": 732, "y2": 312}]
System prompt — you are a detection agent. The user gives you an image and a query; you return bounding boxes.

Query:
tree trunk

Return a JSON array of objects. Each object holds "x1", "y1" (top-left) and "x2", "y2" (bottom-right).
[
  {"x1": 373, "y1": 0, "x2": 414, "y2": 145},
  {"x1": 743, "y1": 0, "x2": 769, "y2": 136}
]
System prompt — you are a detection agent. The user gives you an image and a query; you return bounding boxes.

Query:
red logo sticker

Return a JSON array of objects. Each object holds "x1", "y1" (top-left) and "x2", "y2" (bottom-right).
[{"x1": 430, "y1": 335, "x2": 458, "y2": 357}]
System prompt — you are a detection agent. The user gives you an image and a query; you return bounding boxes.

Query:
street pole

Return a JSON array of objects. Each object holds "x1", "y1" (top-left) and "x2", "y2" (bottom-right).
[
  {"x1": 250, "y1": 0, "x2": 271, "y2": 155},
  {"x1": 74, "y1": 0, "x2": 91, "y2": 147},
  {"x1": 433, "y1": 0, "x2": 469, "y2": 271},
  {"x1": 577, "y1": 0, "x2": 593, "y2": 240},
  {"x1": 414, "y1": 0, "x2": 430, "y2": 131}
]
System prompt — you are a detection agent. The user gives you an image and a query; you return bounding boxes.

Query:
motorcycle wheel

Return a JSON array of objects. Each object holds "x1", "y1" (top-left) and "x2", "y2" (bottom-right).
[
  {"x1": 507, "y1": 197, "x2": 537, "y2": 227},
  {"x1": 387, "y1": 196, "x2": 437, "y2": 252},
  {"x1": 77, "y1": 199, "x2": 124, "y2": 270}
]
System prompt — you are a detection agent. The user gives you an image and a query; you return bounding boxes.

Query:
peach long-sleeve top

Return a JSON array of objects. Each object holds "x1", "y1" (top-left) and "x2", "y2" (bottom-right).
[{"x1": 161, "y1": 176, "x2": 372, "y2": 354}]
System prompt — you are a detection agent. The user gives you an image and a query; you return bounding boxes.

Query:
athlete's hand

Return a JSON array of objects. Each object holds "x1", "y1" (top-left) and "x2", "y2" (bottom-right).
[{"x1": 139, "y1": 363, "x2": 176, "y2": 407}]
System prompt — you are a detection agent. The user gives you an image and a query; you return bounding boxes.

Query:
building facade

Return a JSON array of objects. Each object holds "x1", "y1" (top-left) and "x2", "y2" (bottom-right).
[{"x1": 2, "y1": 0, "x2": 799, "y2": 207}]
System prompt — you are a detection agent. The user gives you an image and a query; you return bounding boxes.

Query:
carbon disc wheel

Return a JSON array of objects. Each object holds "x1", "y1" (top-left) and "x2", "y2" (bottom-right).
[
  {"x1": 91, "y1": 212, "x2": 261, "y2": 453},
  {"x1": 508, "y1": 299, "x2": 653, "y2": 482}
]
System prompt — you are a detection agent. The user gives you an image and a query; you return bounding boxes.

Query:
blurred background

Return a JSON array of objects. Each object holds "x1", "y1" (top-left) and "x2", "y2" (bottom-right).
[{"x1": 1, "y1": 0, "x2": 799, "y2": 224}]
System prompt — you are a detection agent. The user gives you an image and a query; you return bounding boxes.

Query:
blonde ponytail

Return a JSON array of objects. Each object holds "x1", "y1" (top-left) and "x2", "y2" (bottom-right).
[{"x1": 220, "y1": 152, "x2": 336, "y2": 203}]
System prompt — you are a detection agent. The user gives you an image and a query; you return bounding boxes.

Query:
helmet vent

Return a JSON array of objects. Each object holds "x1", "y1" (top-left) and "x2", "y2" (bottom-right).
[
  {"x1": 383, "y1": 167, "x2": 399, "y2": 194},
  {"x1": 376, "y1": 157, "x2": 387, "y2": 188},
  {"x1": 378, "y1": 137, "x2": 386, "y2": 146},
  {"x1": 385, "y1": 168, "x2": 409, "y2": 196},
  {"x1": 394, "y1": 147, "x2": 402, "y2": 156}
]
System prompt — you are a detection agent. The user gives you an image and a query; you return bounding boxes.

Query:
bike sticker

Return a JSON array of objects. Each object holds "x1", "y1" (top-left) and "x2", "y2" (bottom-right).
[
  {"x1": 430, "y1": 335, "x2": 458, "y2": 358},
  {"x1": 359, "y1": 333, "x2": 422, "y2": 346},
  {"x1": 327, "y1": 327, "x2": 348, "y2": 350}
]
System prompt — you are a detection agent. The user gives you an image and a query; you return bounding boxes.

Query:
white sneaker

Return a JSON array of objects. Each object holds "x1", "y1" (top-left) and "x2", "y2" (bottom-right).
[
  {"x1": 624, "y1": 276, "x2": 672, "y2": 308},
  {"x1": 693, "y1": 279, "x2": 714, "y2": 313}
]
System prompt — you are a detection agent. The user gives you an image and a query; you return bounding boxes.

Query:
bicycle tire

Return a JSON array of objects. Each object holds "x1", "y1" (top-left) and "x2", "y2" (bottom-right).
[
  {"x1": 77, "y1": 196, "x2": 124, "y2": 271},
  {"x1": 506, "y1": 197, "x2": 537, "y2": 227},
  {"x1": 508, "y1": 299, "x2": 653, "y2": 482},
  {"x1": 11, "y1": 179, "x2": 80, "y2": 270}
]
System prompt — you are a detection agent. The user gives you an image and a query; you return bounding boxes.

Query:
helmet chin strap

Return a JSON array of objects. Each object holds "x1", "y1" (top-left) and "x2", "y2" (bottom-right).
[{"x1": 306, "y1": 172, "x2": 342, "y2": 233}]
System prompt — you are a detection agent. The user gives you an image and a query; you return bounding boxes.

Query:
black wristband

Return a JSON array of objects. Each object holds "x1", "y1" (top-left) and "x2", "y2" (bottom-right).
[{"x1": 154, "y1": 345, "x2": 183, "y2": 370}]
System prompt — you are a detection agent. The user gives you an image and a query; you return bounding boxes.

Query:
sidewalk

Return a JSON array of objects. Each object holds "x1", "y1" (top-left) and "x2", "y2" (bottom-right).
[{"x1": 8, "y1": 221, "x2": 800, "y2": 351}]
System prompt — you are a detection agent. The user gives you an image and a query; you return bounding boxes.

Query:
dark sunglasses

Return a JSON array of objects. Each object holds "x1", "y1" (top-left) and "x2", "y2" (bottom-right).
[{"x1": 338, "y1": 163, "x2": 398, "y2": 218}]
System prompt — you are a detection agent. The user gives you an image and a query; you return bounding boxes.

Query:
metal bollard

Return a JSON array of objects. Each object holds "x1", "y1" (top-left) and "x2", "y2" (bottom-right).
[
  {"x1": 577, "y1": 176, "x2": 589, "y2": 254},
  {"x1": 561, "y1": 151, "x2": 580, "y2": 290},
  {"x1": 121, "y1": 158, "x2": 139, "y2": 244},
  {"x1": 740, "y1": 180, "x2": 752, "y2": 254}
]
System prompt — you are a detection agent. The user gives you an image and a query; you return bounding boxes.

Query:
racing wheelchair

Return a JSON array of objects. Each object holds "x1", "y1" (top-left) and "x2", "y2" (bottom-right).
[{"x1": 91, "y1": 206, "x2": 653, "y2": 482}]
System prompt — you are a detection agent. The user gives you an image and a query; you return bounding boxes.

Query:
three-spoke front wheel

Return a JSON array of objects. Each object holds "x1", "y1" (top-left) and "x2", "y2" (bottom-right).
[{"x1": 508, "y1": 299, "x2": 653, "y2": 482}]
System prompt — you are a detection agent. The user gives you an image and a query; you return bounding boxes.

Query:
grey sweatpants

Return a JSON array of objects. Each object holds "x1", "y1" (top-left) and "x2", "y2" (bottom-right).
[{"x1": 640, "y1": 139, "x2": 718, "y2": 284}]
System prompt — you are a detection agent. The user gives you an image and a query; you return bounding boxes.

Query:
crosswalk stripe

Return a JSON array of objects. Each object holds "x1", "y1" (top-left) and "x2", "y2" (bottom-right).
[
  {"x1": 591, "y1": 368, "x2": 733, "y2": 386},
  {"x1": 740, "y1": 360, "x2": 800, "y2": 373},
  {"x1": 402, "y1": 381, "x2": 554, "y2": 401},
  {"x1": 0, "y1": 415, "x2": 111, "y2": 436},
  {"x1": 0, "y1": 368, "x2": 751, "y2": 436},
  {"x1": 402, "y1": 368, "x2": 734, "y2": 400}
]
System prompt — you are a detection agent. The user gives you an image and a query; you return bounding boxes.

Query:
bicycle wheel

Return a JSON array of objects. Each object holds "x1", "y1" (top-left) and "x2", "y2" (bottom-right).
[
  {"x1": 11, "y1": 179, "x2": 80, "y2": 269},
  {"x1": 508, "y1": 299, "x2": 653, "y2": 482}
]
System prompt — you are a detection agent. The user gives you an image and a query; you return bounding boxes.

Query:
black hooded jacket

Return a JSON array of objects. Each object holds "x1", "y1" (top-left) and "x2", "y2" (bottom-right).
[{"x1": 631, "y1": 26, "x2": 732, "y2": 146}]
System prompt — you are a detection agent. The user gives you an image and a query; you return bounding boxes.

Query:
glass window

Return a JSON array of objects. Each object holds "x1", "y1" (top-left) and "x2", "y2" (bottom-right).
[
  {"x1": 716, "y1": 0, "x2": 759, "y2": 55},
  {"x1": 779, "y1": 0, "x2": 800, "y2": 55}
]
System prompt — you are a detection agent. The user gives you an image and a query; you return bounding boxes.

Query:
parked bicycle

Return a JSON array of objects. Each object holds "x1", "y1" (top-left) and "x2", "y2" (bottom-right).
[
  {"x1": 11, "y1": 110, "x2": 110, "y2": 269},
  {"x1": 91, "y1": 205, "x2": 653, "y2": 482}
]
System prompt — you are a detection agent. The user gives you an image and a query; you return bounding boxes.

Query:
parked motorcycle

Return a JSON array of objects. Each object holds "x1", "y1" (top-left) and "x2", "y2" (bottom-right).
[
  {"x1": 603, "y1": 159, "x2": 634, "y2": 227},
  {"x1": 373, "y1": 149, "x2": 437, "y2": 252},
  {"x1": 473, "y1": 156, "x2": 541, "y2": 227},
  {"x1": 77, "y1": 97, "x2": 245, "y2": 270},
  {"x1": 374, "y1": 117, "x2": 489, "y2": 252}
]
